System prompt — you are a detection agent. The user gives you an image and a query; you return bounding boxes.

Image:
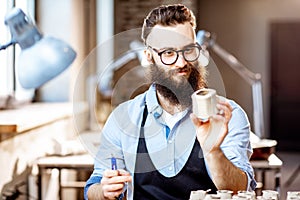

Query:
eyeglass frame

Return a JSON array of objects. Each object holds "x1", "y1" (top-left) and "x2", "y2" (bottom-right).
[{"x1": 147, "y1": 43, "x2": 202, "y2": 65}]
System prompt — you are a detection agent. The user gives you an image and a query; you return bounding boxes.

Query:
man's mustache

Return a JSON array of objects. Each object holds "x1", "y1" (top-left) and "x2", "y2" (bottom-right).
[{"x1": 171, "y1": 65, "x2": 192, "y2": 75}]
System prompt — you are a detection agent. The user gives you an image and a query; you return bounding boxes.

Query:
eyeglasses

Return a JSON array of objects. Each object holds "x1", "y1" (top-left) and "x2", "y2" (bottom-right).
[{"x1": 148, "y1": 43, "x2": 201, "y2": 65}]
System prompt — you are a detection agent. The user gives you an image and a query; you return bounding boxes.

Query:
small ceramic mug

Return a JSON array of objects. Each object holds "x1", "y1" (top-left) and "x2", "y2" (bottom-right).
[{"x1": 192, "y1": 88, "x2": 219, "y2": 122}]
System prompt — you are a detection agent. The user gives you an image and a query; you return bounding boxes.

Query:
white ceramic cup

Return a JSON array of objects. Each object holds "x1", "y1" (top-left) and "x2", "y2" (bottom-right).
[
  {"x1": 217, "y1": 190, "x2": 233, "y2": 199},
  {"x1": 262, "y1": 190, "x2": 279, "y2": 200},
  {"x1": 192, "y1": 88, "x2": 219, "y2": 122},
  {"x1": 190, "y1": 190, "x2": 207, "y2": 200}
]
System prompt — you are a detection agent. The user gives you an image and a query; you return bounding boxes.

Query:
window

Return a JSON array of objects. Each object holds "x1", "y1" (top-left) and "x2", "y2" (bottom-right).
[{"x1": 0, "y1": 0, "x2": 35, "y2": 102}]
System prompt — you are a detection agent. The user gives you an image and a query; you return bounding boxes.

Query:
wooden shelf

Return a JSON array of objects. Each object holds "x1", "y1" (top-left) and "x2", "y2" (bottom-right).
[
  {"x1": 61, "y1": 181, "x2": 87, "y2": 188},
  {"x1": 0, "y1": 103, "x2": 75, "y2": 134}
]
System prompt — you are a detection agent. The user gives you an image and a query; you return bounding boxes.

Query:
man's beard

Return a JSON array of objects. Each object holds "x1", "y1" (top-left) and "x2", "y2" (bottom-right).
[{"x1": 148, "y1": 63, "x2": 207, "y2": 108}]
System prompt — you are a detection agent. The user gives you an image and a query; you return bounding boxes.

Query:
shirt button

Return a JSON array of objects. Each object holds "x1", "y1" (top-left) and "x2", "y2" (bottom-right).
[
  {"x1": 168, "y1": 166, "x2": 173, "y2": 171},
  {"x1": 154, "y1": 112, "x2": 160, "y2": 118}
]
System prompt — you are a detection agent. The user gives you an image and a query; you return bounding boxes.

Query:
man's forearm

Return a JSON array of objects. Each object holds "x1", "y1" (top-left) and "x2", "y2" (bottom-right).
[
  {"x1": 205, "y1": 148, "x2": 248, "y2": 192},
  {"x1": 87, "y1": 183, "x2": 105, "y2": 200}
]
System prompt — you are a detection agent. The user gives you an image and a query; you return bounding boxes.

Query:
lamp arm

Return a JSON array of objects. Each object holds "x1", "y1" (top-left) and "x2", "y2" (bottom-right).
[
  {"x1": 210, "y1": 43, "x2": 265, "y2": 138},
  {"x1": 197, "y1": 30, "x2": 265, "y2": 138},
  {"x1": 252, "y1": 81, "x2": 265, "y2": 138},
  {"x1": 211, "y1": 43, "x2": 261, "y2": 85},
  {"x1": 98, "y1": 50, "x2": 138, "y2": 96},
  {"x1": 0, "y1": 40, "x2": 16, "y2": 51}
]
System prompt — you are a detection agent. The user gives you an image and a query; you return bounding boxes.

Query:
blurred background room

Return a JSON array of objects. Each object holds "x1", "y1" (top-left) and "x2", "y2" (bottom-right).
[{"x1": 0, "y1": 0, "x2": 299, "y2": 199}]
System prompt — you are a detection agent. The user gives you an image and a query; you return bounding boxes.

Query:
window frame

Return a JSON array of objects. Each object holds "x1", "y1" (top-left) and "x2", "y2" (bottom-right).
[{"x1": 0, "y1": 0, "x2": 35, "y2": 102}]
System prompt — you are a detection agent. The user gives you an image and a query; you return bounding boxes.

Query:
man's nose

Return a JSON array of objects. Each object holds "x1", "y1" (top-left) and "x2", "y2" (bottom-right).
[{"x1": 175, "y1": 53, "x2": 187, "y2": 67}]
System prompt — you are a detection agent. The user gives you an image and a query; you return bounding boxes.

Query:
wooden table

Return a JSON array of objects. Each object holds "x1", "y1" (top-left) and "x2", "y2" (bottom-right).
[{"x1": 36, "y1": 153, "x2": 94, "y2": 200}]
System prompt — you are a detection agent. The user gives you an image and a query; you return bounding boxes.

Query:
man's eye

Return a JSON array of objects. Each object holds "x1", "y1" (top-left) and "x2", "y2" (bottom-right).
[
  {"x1": 163, "y1": 50, "x2": 175, "y2": 57},
  {"x1": 184, "y1": 47, "x2": 194, "y2": 54}
]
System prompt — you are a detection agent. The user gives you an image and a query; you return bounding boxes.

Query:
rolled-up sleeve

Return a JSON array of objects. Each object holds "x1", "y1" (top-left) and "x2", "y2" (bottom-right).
[
  {"x1": 84, "y1": 108, "x2": 123, "y2": 199},
  {"x1": 84, "y1": 100, "x2": 141, "y2": 199},
  {"x1": 220, "y1": 100, "x2": 257, "y2": 191},
  {"x1": 222, "y1": 144, "x2": 257, "y2": 191},
  {"x1": 192, "y1": 99, "x2": 257, "y2": 191},
  {"x1": 84, "y1": 175, "x2": 101, "y2": 200}
]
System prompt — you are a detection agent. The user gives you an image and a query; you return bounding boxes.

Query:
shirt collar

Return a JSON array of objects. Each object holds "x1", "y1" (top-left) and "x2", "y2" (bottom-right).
[{"x1": 145, "y1": 84, "x2": 162, "y2": 119}]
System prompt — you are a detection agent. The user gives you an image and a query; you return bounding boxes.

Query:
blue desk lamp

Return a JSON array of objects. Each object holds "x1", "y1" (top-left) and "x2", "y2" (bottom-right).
[{"x1": 0, "y1": 8, "x2": 76, "y2": 89}]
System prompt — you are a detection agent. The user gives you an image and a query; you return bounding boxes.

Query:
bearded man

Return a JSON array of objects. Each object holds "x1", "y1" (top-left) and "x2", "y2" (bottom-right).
[{"x1": 85, "y1": 4, "x2": 256, "y2": 200}]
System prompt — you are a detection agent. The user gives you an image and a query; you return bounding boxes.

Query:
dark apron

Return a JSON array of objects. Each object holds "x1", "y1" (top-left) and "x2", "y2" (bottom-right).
[{"x1": 133, "y1": 105, "x2": 217, "y2": 200}]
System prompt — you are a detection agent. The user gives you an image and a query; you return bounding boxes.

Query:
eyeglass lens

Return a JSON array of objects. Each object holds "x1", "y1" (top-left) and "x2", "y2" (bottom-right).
[{"x1": 160, "y1": 46, "x2": 200, "y2": 65}]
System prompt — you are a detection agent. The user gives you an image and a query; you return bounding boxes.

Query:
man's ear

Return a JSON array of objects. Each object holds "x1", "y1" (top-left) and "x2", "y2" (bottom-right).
[
  {"x1": 144, "y1": 49, "x2": 152, "y2": 61},
  {"x1": 199, "y1": 49, "x2": 209, "y2": 67},
  {"x1": 141, "y1": 49, "x2": 153, "y2": 67}
]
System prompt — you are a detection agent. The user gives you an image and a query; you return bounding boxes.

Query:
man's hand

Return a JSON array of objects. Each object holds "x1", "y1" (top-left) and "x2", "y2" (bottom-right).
[
  {"x1": 190, "y1": 99, "x2": 232, "y2": 155},
  {"x1": 100, "y1": 169, "x2": 132, "y2": 200},
  {"x1": 190, "y1": 99, "x2": 248, "y2": 191}
]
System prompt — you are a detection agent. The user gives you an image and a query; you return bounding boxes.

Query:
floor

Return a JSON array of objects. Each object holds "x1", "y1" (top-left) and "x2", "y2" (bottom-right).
[{"x1": 266, "y1": 151, "x2": 300, "y2": 200}]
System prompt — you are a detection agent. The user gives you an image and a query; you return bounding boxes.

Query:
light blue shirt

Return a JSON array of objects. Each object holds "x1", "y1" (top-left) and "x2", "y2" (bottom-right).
[{"x1": 84, "y1": 84, "x2": 257, "y2": 199}]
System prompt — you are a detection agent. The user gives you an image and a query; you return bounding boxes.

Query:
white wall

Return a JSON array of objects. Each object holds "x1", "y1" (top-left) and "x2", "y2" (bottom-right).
[
  {"x1": 36, "y1": 0, "x2": 74, "y2": 101},
  {"x1": 36, "y1": 0, "x2": 96, "y2": 102},
  {"x1": 198, "y1": 0, "x2": 300, "y2": 137}
]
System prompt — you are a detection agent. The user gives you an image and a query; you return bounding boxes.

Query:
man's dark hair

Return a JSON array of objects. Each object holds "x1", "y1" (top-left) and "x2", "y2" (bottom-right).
[{"x1": 141, "y1": 4, "x2": 196, "y2": 44}]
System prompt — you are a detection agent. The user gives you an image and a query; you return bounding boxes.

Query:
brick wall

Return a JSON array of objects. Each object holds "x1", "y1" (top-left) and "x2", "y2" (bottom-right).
[{"x1": 114, "y1": 0, "x2": 198, "y2": 33}]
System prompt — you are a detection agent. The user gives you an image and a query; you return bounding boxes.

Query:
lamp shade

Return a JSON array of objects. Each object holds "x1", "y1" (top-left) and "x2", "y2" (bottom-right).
[
  {"x1": 18, "y1": 36, "x2": 76, "y2": 88},
  {"x1": 4, "y1": 8, "x2": 76, "y2": 89}
]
